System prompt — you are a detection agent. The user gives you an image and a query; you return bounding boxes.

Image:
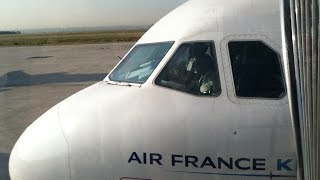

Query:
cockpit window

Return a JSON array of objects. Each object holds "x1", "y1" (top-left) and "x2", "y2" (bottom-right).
[
  {"x1": 109, "y1": 42, "x2": 173, "y2": 83},
  {"x1": 228, "y1": 41, "x2": 285, "y2": 98},
  {"x1": 155, "y1": 42, "x2": 221, "y2": 96}
]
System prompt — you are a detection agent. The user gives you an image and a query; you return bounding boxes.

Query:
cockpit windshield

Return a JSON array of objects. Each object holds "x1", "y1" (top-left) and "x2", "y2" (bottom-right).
[{"x1": 108, "y1": 42, "x2": 173, "y2": 84}]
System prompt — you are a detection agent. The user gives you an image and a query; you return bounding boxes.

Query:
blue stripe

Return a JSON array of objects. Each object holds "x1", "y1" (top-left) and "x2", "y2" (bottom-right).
[{"x1": 165, "y1": 170, "x2": 296, "y2": 178}]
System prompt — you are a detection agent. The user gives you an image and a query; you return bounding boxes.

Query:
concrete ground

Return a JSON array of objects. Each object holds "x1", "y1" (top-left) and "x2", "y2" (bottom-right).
[{"x1": 0, "y1": 42, "x2": 134, "y2": 180}]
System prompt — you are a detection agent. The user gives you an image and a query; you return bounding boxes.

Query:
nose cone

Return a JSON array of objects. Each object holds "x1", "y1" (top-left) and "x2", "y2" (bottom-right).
[{"x1": 9, "y1": 105, "x2": 70, "y2": 180}]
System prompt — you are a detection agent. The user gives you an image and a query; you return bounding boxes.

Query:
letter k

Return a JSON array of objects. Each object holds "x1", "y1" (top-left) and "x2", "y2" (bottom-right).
[{"x1": 277, "y1": 159, "x2": 293, "y2": 171}]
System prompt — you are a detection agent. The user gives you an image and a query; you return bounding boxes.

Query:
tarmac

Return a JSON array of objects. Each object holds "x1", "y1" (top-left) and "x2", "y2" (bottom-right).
[{"x1": 0, "y1": 42, "x2": 134, "y2": 180}]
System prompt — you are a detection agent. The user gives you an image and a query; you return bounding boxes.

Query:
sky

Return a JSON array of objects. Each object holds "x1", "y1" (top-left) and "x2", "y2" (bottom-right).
[{"x1": 0, "y1": 0, "x2": 188, "y2": 30}]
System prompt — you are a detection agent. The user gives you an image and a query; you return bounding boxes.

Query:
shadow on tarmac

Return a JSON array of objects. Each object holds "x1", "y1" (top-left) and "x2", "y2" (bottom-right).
[
  {"x1": 0, "y1": 153, "x2": 10, "y2": 180},
  {"x1": 0, "y1": 88, "x2": 11, "y2": 93},
  {"x1": 0, "y1": 70, "x2": 108, "y2": 87}
]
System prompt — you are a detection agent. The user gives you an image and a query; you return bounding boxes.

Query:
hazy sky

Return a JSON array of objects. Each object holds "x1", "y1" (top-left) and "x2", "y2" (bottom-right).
[{"x1": 0, "y1": 0, "x2": 188, "y2": 30}]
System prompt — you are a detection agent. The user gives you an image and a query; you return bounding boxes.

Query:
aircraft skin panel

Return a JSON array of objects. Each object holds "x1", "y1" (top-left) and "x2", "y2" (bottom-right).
[{"x1": 138, "y1": 0, "x2": 282, "y2": 44}]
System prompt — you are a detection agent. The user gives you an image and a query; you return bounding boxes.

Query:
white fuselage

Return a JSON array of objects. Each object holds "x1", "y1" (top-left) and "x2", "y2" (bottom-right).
[{"x1": 9, "y1": 0, "x2": 297, "y2": 179}]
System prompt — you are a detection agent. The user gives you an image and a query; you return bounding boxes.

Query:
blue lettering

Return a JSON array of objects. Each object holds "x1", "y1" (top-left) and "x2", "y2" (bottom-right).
[
  {"x1": 128, "y1": 152, "x2": 142, "y2": 164},
  {"x1": 218, "y1": 157, "x2": 233, "y2": 169},
  {"x1": 277, "y1": 159, "x2": 293, "y2": 171},
  {"x1": 235, "y1": 158, "x2": 250, "y2": 170},
  {"x1": 150, "y1": 153, "x2": 163, "y2": 165},
  {"x1": 200, "y1": 156, "x2": 216, "y2": 168},
  {"x1": 253, "y1": 159, "x2": 266, "y2": 170},
  {"x1": 172, "y1": 154, "x2": 183, "y2": 166},
  {"x1": 185, "y1": 155, "x2": 199, "y2": 168}
]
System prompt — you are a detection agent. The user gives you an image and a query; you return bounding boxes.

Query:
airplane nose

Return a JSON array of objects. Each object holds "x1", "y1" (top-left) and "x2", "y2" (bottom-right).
[{"x1": 9, "y1": 105, "x2": 70, "y2": 180}]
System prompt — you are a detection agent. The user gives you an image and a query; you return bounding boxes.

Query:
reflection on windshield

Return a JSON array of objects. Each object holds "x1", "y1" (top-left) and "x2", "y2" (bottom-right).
[{"x1": 109, "y1": 42, "x2": 173, "y2": 84}]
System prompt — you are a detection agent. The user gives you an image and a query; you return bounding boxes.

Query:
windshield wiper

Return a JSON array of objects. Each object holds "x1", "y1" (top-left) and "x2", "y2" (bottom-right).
[{"x1": 105, "y1": 81, "x2": 141, "y2": 87}]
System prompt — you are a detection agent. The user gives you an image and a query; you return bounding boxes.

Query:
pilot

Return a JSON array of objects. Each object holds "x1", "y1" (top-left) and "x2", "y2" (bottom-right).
[{"x1": 186, "y1": 43, "x2": 220, "y2": 95}]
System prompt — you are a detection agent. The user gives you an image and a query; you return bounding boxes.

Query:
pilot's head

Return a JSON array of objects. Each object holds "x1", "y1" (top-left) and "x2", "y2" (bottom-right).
[{"x1": 193, "y1": 43, "x2": 209, "y2": 57}]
